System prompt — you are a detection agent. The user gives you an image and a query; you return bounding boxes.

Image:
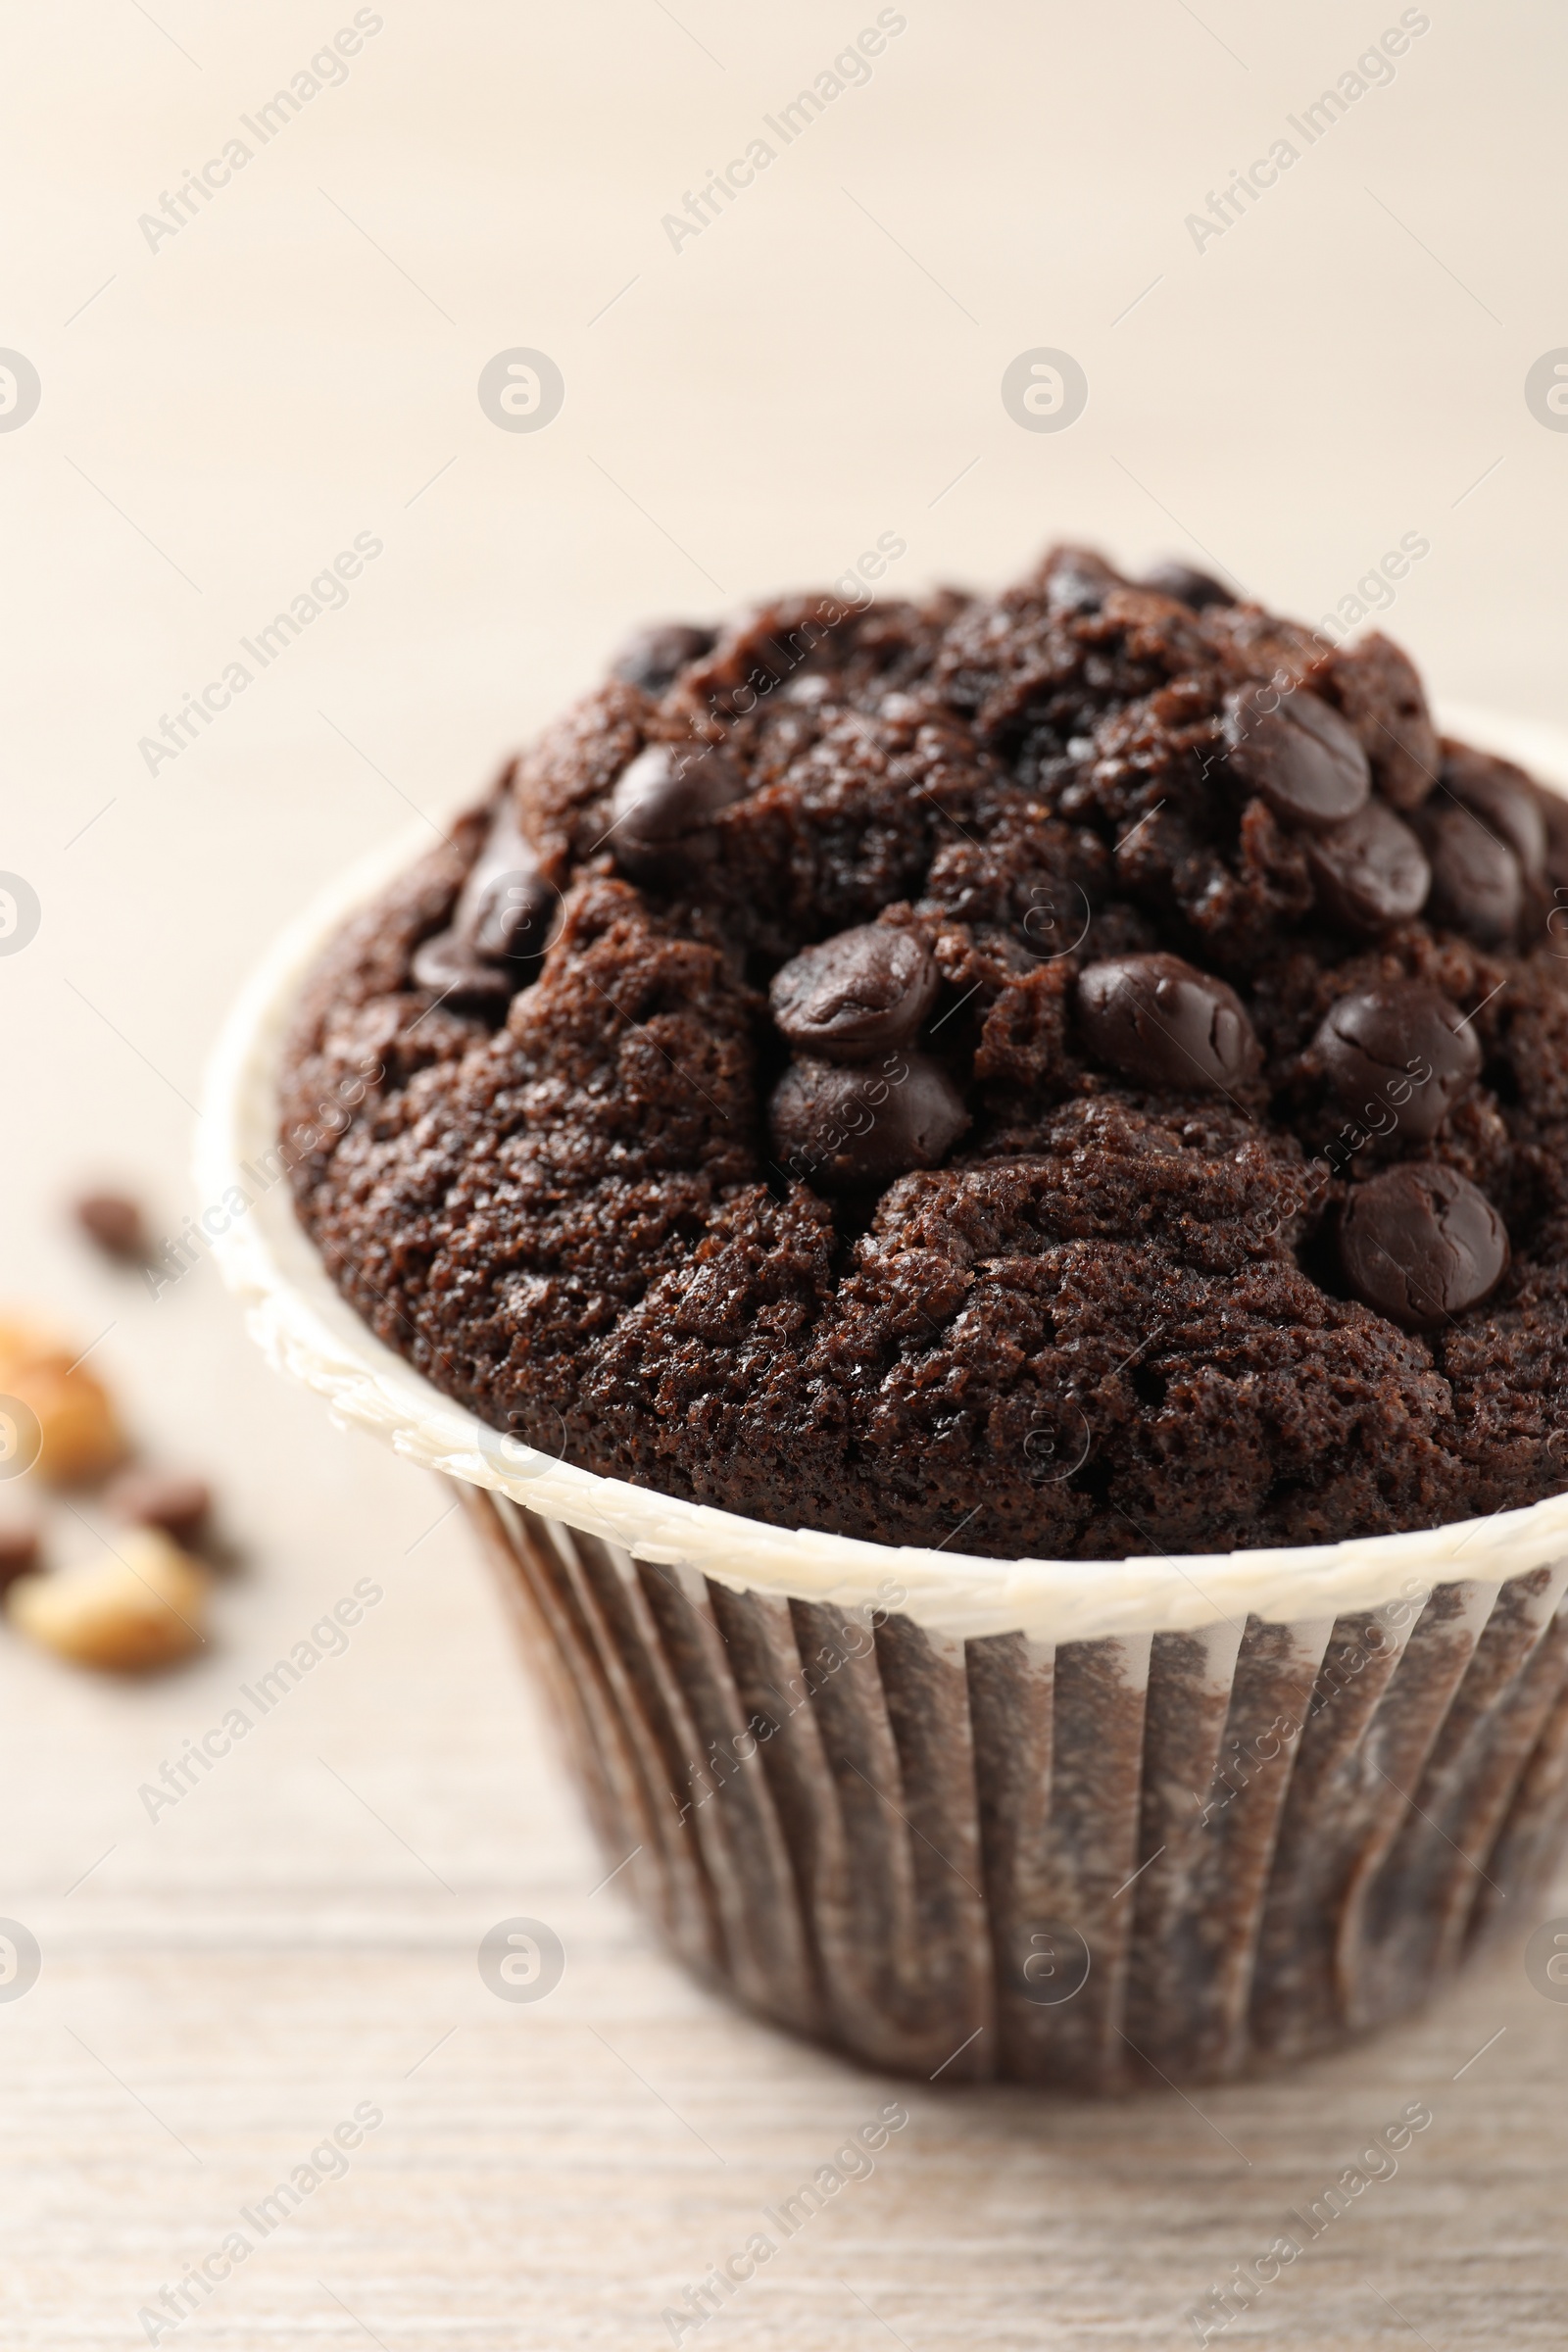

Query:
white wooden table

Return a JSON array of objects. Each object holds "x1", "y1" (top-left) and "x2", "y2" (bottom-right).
[
  {"x1": 3, "y1": 2, "x2": 1565, "y2": 2339},
  {"x1": 3, "y1": 1379, "x2": 1565, "y2": 2349}
]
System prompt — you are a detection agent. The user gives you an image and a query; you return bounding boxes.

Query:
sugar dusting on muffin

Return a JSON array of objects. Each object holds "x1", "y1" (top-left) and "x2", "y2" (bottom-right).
[{"x1": 279, "y1": 545, "x2": 1568, "y2": 1558}]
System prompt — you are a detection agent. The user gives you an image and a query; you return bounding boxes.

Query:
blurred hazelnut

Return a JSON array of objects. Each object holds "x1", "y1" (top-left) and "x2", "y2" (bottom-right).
[
  {"x1": 2, "y1": 1365, "x2": 124, "y2": 1484},
  {"x1": 0, "y1": 1315, "x2": 127, "y2": 1484},
  {"x1": 7, "y1": 1530, "x2": 210, "y2": 1672},
  {"x1": 0, "y1": 1313, "x2": 77, "y2": 1371}
]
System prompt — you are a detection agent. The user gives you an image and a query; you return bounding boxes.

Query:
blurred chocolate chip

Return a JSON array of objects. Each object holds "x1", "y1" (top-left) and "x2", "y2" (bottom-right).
[
  {"x1": 107, "y1": 1469, "x2": 211, "y2": 1546},
  {"x1": 1413, "y1": 804, "x2": 1522, "y2": 947},
  {"x1": 74, "y1": 1192, "x2": 148, "y2": 1262},
  {"x1": 1305, "y1": 800, "x2": 1430, "y2": 935},
  {"x1": 0, "y1": 1522, "x2": 40, "y2": 1591},
  {"x1": 1339, "y1": 1162, "x2": 1508, "y2": 1331},
  {"x1": 610, "y1": 739, "x2": 746, "y2": 879},
  {"x1": 456, "y1": 798, "x2": 560, "y2": 964},
  {"x1": 1440, "y1": 741, "x2": 1547, "y2": 888},
  {"x1": 1221, "y1": 685, "x2": 1372, "y2": 830},
  {"x1": 1141, "y1": 561, "x2": 1234, "y2": 611},
  {"x1": 768, "y1": 1052, "x2": 969, "y2": 1191},
  {"x1": 410, "y1": 930, "x2": 514, "y2": 1011},
  {"x1": 1313, "y1": 983, "x2": 1481, "y2": 1145},
  {"x1": 612, "y1": 622, "x2": 715, "y2": 697},
  {"x1": 770, "y1": 927, "x2": 939, "y2": 1062},
  {"x1": 1328, "y1": 634, "x2": 1439, "y2": 811},
  {"x1": 467, "y1": 867, "x2": 559, "y2": 963},
  {"x1": 413, "y1": 798, "x2": 561, "y2": 1005},
  {"x1": 1076, "y1": 953, "x2": 1261, "y2": 1095},
  {"x1": 1541, "y1": 787, "x2": 1568, "y2": 892}
]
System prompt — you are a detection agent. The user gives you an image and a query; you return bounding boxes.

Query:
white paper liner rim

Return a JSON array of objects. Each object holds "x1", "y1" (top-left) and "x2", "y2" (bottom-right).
[{"x1": 199, "y1": 703, "x2": 1568, "y2": 1644}]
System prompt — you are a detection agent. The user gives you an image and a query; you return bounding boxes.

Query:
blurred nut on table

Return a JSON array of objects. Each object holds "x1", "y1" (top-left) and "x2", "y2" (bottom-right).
[
  {"x1": 0, "y1": 1315, "x2": 126, "y2": 1483},
  {"x1": 6, "y1": 1530, "x2": 211, "y2": 1672}
]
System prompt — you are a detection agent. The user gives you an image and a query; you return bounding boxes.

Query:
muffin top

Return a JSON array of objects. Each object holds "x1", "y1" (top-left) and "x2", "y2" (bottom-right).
[{"x1": 279, "y1": 544, "x2": 1568, "y2": 1559}]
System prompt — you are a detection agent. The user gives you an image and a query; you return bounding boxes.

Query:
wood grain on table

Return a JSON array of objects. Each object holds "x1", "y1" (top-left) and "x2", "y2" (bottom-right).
[
  {"x1": 6, "y1": 1, "x2": 1567, "y2": 2338},
  {"x1": 1, "y1": 1350, "x2": 1563, "y2": 2348}
]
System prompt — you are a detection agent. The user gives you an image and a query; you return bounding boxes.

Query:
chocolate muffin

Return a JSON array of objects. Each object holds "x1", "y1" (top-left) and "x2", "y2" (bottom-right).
[{"x1": 279, "y1": 545, "x2": 1568, "y2": 1561}]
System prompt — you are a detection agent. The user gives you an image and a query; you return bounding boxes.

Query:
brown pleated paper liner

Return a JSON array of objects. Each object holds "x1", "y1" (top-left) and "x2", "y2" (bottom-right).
[{"x1": 464, "y1": 1488, "x2": 1568, "y2": 2090}]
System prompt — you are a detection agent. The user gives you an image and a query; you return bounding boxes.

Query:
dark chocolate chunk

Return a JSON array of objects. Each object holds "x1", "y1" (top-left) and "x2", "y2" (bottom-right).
[
  {"x1": 1414, "y1": 804, "x2": 1522, "y2": 946},
  {"x1": 1328, "y1": 634, "x2": 1440, "y2": 811},
  {"x1": 1313, "y1": 983, "x2": 1481, "y2": 1144},
  {"x1": 414, "y1": 797, "x2": 561, "y2": 1004},
  {"x1": 1540, "y1": 789, "x2": 1568, "y2": 955},
  {"x1": 1339, "y1": 1162, "x2": 1508, "y2": 1331},
  {"x1": 610, "y1": 739, "x2": 746, "y2": 879},
  {"x1": 1540, "y1": 784, "x2": 1568, "y2": 891},
  {"x1": 467, "y1": 867, "x2": 559, "y2": 963},
  {"x1": 770, "y1": 926, "x2": 939, "y2": 1062},
  {"x1": 0, "y1": 1522, "x2": 40, "y2": 1591},
  {"x1": 768, "y1": 1052, "x2": 969, "y2": 1191},
  {"x1": 612, "y1": 622, "x2": 715, "y2": 697},
  {"x1": 1305, "y1": 800, "x2": 1430, "y2": 935},
  {"x1": 1141, "y1": 561, "x2": 1234, "y2": 611},
  {"x1": 1077, "y1": 953, "x2": 1261, "y2": 1095},
  {"x1": 1221, "y1": 685, "x2": 1371, "y2": 830},
  {"x1": 74, "y1": 1192, "x2": 149, "y2": 1262},
  {"x1": 410, "y1": 930, "x2": 514, "y2": 1010},
  {"x1": 456, "y1": 798, "x2": 560, "y2": 964},
  {"x1": 107, "y1": 1469, "x2": 212, "y2": 1546},
  {"x1": 1441, "y1": 740, "x2": 1547, "y2": 888}
]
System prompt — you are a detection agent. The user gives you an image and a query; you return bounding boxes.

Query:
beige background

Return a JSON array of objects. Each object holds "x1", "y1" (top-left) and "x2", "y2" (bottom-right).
[{"x1": 2, "y1": 1, "x2": 1567, "y2": 2343}]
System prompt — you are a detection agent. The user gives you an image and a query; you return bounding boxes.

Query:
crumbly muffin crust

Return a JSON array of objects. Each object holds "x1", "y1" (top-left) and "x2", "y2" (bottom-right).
[{"x1": 280, "y1": 545, "x2": 1568, "y2": 1558}]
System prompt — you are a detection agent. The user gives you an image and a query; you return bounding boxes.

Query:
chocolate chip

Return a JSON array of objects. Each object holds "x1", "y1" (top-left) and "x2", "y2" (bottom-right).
[
  {"x1": 1305, "y1": 800, "x2": 1431, "y2": 935},
  {"x1": 415, "y1": 799, "x2": 561, "y2": 1004},
  {"x1": 770, "y1": 927, "x2": 939, "y2": 1062},
  {"x1": 1076, "y1": 953, "x2": 1261, "y2": 1095},
  {"x1": 1313, "y1": 983, "x2": 1481, "y2": 1145},
  {"x1": 768, "y1": 1052, "x2": 969, "y2": 1191},
  {"x1": 456, "y1": 799, "x2": 560, "y2": 964},
  {"x1": 1221, "y1": 684, "x2": 1372, "y2": 831},
  {"x1": 0, "y1": 1522, "x2": 40, "y2": 1591},
  {"x1": 411, "y1": 930, "x2": 514, "y2": 1011},
  {"x1": 1413, "y1": 805, "x2": 1522, "y2": 947},
  {"x1": 466, "y1": 867, "x2": 559, "y2": 962},
  {"x1": 1441, "y1": 741, "x2": 1547, "y2": 888},
  {"x1": 74, "y1": 1192, "x2": 148, "y2": 1262},
  {"x1": 1141, "y1": 561, "x2": 1234, "y2": 611},
  {"x1": 610, "y1": 740, "x2": 746, "y2": 879},
  {"x1": 1541, "y1": 786, "x2": 1568, "y2": 892},
  {"x1": 107, "y1": 1469, "x2": 212, "y2": 1546},
  {"x1": 1328, "y1": 634, "x2": 1439, "y2": 811},
  {"x1": 1339, "y1": 1163, "x2": 1508, "y2": 1331},
  {"x1": 612, "y1": 622, "x2": 715, "y2": 697}
]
